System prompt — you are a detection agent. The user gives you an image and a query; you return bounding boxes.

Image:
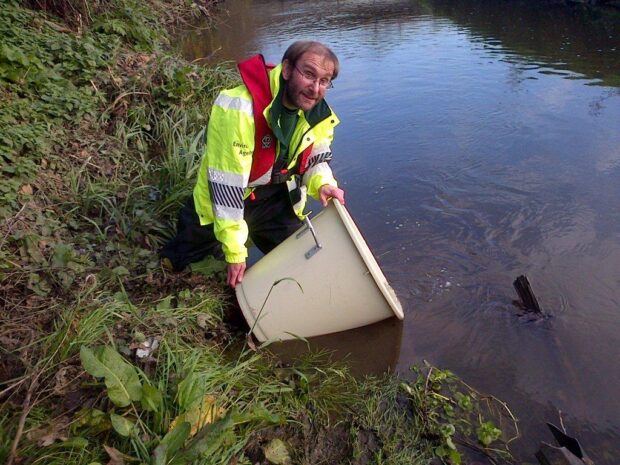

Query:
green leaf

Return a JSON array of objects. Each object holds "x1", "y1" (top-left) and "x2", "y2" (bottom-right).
[
  {"x1": 456, "y1": 392, "x2": 473, "y2": 411},
  {"x1": 176, "y1": 373, "x2": 203, "y2": 410},
  {"x1": 156, "y1": 295, "x2": 172, "y2": 311},
  {"x1": 141, "y1": 383, "x2": 163, "y2": 412},
  {"x1": 22, "y1": 234, "x2": 45, "y2": 263},
  {"x1": 448, "y1": 447, "x2": 461, "y2": 464},
  {"x1": 235, "y1": 403, "x2": 283, "y2": 425},
  {"x1": 112, "y1": 265, "x2": 130, "y2": 278},
  {"x1": 110, "y1": 413, "x2": 135, "y2": 437},
  {"x1": 27, "y1": 273, "x2": 51, "y2": 296},
  {"x1": 80, "y1": 346, "x2": 142, "y2": 407},
  {"x1": 477, "y1": 421, "x2": 502, "y2": 447},
  {"x1": 75, "y1": 407, "x2": 107, "y2": 426},
  {"x1": 58, "y1": 437, "x2": 89, "y2": 449},
  {"x1": 173, "y1": 411, "x2": 235, "y2": 463},
  {"x1": 152, "y1": 421, "x2": 190, "y2": 465},
  {"x1": 190, "y1": 256, "x2": 226, "y2": 277},
  {"x1": 51, "y1": 244, "x2": 73, "y2": 268}
]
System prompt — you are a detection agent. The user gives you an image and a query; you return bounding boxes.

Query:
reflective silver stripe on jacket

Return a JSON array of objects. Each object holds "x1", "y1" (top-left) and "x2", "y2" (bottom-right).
[
  {"x1": 302, "y1": 163, "x2": 334, "y2": 185},
  {"x1": 208, "y1": 168, "x2": 245, "y2": 221},
  {"x1": 302, "y1": 162, "x2": 333, "y2": 185},
  {"x1": 213, "y1": 94, "x2": 253, "y2": 117},
  {"x1": 306, "y1": 141, "x2": 333, "y2": 169},
  {"x1": 306, "y1": 151, "x2": 332, "y2": 169},
  {"x1": 248, "y1": 169, "x2": 272, "y2": 187}
]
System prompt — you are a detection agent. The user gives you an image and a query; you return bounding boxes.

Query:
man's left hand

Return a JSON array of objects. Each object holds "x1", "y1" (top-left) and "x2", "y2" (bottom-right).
[{"x1": 319, "y1": 184, "x2": 345, "y2": 207}]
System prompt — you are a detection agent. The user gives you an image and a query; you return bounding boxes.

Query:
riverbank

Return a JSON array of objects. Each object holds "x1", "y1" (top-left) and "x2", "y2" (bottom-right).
[{"x1": 0, "y1": 2, "x2": 516, "y2": 463}]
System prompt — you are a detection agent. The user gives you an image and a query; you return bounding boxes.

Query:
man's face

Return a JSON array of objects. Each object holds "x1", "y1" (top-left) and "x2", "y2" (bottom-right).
[{"x1": 281, "y1": 52, "x2": 335, "y2": 111}]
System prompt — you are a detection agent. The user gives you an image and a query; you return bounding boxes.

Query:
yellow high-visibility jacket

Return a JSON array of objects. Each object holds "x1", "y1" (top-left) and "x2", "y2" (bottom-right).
[{"x1": 193, "y1": 64, "x2": 340, "y2": 264}]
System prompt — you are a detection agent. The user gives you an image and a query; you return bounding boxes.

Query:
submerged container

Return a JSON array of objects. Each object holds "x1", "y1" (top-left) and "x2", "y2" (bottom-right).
[{"x1": 235, "y1": 200, "x2": 404, "y2": 342}]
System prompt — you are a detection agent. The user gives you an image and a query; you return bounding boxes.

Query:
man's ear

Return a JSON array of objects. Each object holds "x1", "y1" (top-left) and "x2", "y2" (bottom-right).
[{"x1": 281, "y1": 59, "x2": 292, "y2": 80}]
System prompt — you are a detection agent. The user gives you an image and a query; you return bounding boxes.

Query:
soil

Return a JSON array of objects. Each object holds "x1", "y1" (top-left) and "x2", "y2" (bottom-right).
[{"x1": 244, "y1": 415, "x2": 382, "y2": 465}]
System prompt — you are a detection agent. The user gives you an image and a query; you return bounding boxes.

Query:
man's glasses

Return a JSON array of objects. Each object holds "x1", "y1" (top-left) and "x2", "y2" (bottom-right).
[{"x1": 294, "y1": 65, "x2": 334, "y2": 89}]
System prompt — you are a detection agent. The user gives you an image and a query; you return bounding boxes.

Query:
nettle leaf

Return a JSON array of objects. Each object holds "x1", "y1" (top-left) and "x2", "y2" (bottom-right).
[
  {"x1": 22, "y1": 234, "x2": 45, "y2": 263},
  {"x1": 52, "y1": 243, "x2": 73, "y2": 268},
  {"x1": 80, "y1": 346, "x2": 142, "y2": 407},
  {"x1": 112, "y1": 265, "x2": 130, "y2": 278},
  {"x1": 110, "y1": 413, "x2": 135, "y2": 437},
  {"x1": 27, "y1": 272, "x2": 51, "y2": 296}
]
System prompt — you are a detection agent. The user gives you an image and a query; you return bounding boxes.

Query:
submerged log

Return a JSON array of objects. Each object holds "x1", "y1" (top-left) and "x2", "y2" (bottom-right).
[{"x1": 513, "y1": 275, "x2": 543, "y2": 313}]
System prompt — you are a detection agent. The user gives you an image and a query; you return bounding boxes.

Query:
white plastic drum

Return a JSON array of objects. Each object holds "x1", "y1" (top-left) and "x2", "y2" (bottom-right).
[{"x1": 235, "y1": 200, "x2": 404, "y2": 342}]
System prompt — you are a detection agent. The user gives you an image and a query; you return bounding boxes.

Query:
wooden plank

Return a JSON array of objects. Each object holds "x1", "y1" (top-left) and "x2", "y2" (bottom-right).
[{"x1": 513, "y1": 275, "x2": 543, "y2": 313}]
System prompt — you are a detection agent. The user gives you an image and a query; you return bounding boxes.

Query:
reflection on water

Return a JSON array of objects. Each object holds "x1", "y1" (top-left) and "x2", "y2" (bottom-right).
[
  {"x1": 179, "y1": 1, "x2": 620, "y2": 463},
  {"x1": 269, "y1": 317, "x2": 403, "y2": 378}
]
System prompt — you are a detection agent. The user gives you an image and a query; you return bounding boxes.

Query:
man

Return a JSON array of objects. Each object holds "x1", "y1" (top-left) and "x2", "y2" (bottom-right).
[{"x1": 160, "y1": 41, "x2": 345, "y2": 288}]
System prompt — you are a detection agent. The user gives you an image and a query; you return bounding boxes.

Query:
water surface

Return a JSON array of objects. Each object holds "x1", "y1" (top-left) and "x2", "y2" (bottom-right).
[{"x1": 179, "y1": 1, "x2": 620, "y2": 462}]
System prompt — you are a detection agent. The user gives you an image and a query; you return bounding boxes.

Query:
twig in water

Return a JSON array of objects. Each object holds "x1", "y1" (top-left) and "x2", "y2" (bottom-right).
[
  {"x1": 558, "y1": 409, "x2": 566, "y2": 433},
  {"x1": 191, "y1": 47, "x2": 222, "y2": 64}
]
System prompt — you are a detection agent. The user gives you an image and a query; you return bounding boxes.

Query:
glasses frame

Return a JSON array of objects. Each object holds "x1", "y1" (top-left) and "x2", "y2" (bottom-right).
[{"x1": 293, "y1": 64, "x2": 334, "y2": 90}]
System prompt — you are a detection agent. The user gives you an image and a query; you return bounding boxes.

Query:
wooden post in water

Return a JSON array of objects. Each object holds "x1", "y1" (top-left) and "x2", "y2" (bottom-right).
[{"x1": 513, "y1": 275, "x2": 543, "y2": 314}]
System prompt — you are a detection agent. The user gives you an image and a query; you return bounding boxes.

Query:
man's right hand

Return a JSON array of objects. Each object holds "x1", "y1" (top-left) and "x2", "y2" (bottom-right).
[{"x1": 227, "y1": 262, "x2": 246, "y2": 288}]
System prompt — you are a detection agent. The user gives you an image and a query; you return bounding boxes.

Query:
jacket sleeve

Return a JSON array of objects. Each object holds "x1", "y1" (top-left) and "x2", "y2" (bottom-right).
[
  {"x1": 195, "y1": 91, "x2": 254, "y2": 263},
  {"x1": 302, "y1": 134, "x2": 338, "y2": 199}
]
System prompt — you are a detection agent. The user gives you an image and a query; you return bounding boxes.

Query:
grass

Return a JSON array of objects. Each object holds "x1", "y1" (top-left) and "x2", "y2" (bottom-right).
[{"x1": 0, "y1": 1, "x2": 518, "y2": 464}]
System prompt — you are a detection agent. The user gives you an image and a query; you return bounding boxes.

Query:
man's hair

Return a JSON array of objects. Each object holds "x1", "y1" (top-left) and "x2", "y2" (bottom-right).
[{"x1": 282, "y1": 41, "x2": 339, "y2": 80}]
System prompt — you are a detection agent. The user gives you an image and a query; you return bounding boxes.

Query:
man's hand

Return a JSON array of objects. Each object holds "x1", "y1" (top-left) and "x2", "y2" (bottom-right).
[
  {"x1": 318, "y1": 184, "x2": 345, "y2": 207},
  {"x1": 227, "y1": 262, "x2": 246, "y2": 288}
]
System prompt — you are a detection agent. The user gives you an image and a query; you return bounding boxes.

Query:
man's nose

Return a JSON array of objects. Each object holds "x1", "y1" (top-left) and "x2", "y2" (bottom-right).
[{"x1": 310, "y1": 80, "x2": 321, "y2": 92}]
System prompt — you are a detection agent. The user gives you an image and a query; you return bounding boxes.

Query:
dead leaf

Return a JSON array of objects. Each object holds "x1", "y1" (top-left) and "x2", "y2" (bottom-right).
[
  {"x1": 27, "y1": 418, "x2": 70, "y2": 446},
  {"x1": 20, "y1": 184, "x2": 33, "y2": 195},
  {"x1": 196, "y1": 313, "x2": 210, "y2": 329},
  {"x1": 0, "y1": 336, "x2": 21, "y2": 349},
  {"x1": 263, "y1": 438, "x2": 292, "y2": 465},
  {"x1": 104, "y1": 445, "x2": 127, "y2": 465},
  {"x1": 169, "y1": 394, "x2": 225, "y2": 437},
  {"x1": 246, "y1": 333, "x2": 257, "y2": 352},
  {"x1": 136, "y1": 53, "x2": 151, "y2": 65},
  {"x1": 53, "y1": 365, "x2": 81, "y2": 395}
]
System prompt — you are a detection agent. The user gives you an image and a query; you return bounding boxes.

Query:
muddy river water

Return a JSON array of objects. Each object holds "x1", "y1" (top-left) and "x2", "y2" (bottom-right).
[{"x1": 179, "y1": 0, "x2": 620, "y2": 462}]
